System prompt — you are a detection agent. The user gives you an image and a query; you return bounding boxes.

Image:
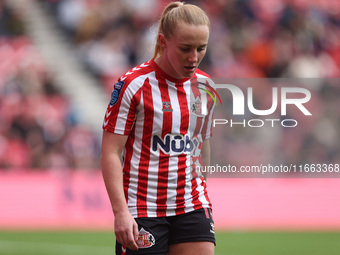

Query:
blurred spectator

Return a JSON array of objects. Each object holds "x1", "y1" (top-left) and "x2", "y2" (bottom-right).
[
  {"x1": 0, "y1": 1, "x2": 100, "y2": 170},
  {"x1": 0, "y1": 0, "x2": 25, "y2": 36}
]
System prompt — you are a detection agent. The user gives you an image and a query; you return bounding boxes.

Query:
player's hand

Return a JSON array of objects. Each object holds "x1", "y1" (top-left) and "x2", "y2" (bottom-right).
[{"x1": 114, "y1": 210, "x2": 139, "y2": 251}]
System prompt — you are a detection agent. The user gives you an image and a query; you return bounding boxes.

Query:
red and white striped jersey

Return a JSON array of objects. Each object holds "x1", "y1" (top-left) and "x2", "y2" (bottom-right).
[{"x1": 103, "y1": 59, "x2": 215, "y2": 218}]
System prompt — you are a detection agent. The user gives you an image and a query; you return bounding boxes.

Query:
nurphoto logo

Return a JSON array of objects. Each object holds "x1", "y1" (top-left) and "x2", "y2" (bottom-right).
[{"x1": 196, "y1": 78, "x2": 312, "y2": 128}]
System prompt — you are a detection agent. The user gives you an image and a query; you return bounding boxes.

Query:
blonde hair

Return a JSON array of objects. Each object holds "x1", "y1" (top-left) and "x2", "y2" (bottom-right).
[{"x1": 153, "y1": 1, "x2": 210, "y2": 59}]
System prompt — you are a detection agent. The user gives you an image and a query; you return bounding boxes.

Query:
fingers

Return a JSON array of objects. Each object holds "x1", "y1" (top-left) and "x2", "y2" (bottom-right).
[
  {"x1": 133, "y1": 220, "x2": 139, "y2": 243},
  {"x1": 127, "y1": 237, "x2": 139, "y2": 251},
  {"x1": 127, "y1": 223, "x2": 139, "y2": 251},
  {"x1": 115, "y1": 218, "x2": 139, "y2": 251},
  {"x1": 115, "y1": 229, "x2": 138, "y2": 251}
]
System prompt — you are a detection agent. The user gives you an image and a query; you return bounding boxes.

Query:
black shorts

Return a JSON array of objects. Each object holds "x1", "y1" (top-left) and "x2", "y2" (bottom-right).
[{"x1": 116, "y1": 208, "x2": 215, "y2": 255}]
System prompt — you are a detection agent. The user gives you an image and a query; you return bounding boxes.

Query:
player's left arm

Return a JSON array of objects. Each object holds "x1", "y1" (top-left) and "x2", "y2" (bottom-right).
[{"x1": 201, "y1": 139, "x2": 211, "y2": 181}]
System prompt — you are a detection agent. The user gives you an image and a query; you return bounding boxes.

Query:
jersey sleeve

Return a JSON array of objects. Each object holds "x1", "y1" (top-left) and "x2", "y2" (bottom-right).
[{"x1": 102, "y1": 80, "x2": 138, "y2": 135}]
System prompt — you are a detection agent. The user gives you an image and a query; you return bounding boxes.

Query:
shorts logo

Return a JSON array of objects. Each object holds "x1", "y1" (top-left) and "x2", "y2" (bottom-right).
[
  {"x1": 137, "y1": 228, "x2": 155, "y2": 248},
  {"x1": 110, "y1": 81, "x2": 125, "y2": 106},
  {"x1": 210, "y1": 222, "x2": 215, "y2": 234}
]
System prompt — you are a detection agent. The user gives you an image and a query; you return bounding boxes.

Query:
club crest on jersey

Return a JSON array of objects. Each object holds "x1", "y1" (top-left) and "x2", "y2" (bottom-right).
[
  {"x1": 191, "y1": 97, "x2": 206, "y2": 117},
  {"x1": 110, "y1": 81, "x2": 125, "y2": 106},
  {"x1": 162, "y1": 101, "x2": 173, "y2": 112},
  {"x1": 137, "y1": 228, "x2": 155, "y2": 248}
]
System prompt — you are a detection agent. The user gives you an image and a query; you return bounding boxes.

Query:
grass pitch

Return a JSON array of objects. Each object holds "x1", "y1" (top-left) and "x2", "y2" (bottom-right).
[{"x1": 0, "y1": 230, "x2": 339, "y2": 255}]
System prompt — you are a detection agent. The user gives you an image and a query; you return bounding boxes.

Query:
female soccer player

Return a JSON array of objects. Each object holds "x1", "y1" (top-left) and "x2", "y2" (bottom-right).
[{"x1": 101, "y1": 2, "x2": 215, "y2": 254}]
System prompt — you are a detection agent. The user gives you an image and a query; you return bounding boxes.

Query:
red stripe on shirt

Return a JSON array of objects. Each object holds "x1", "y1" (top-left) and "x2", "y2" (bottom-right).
[
  {"x1": 197, "y1": 80, "x2": 214, "y2": 206},
  {"x1": 175, "y1": 83, "x2": 189, "y2": 215},
  {"x1": 136, "y1": 78, "x2": 154, "y2": 217},
  {"x1": 123, "y1": 89, "x2": 142, "y2": 201},
  {"x1": 190, "y1": 78, "x2": 204, "y2": 210},
  {"x1": 156, "y1": 75, "x2": 172, "y2": 217},
  {"x1": 200, "y1": 81, "x2": 214, "y2": 140}
]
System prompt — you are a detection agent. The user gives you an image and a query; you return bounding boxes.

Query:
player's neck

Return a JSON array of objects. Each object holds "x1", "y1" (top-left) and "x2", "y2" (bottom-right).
[{"x1": 154, "y1": 56, "x2": 182, "y2": 80}]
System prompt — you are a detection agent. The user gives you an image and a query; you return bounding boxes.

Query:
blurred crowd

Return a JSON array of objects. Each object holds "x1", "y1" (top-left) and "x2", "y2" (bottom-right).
[
  {"x1": 40, "y1": 0, "x2": 340, "y2": 86},
  {"x1": 0, "y1": 0, "x2": 100, "y2": 170},
  {"x1": 1, "y1": 0, "x2": 340, "y2": 170}
]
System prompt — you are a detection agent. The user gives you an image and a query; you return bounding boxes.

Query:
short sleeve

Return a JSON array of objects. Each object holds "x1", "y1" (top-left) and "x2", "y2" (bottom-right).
[{"x1": 102, "y1": 80, "x2": 138, "y2": 135}]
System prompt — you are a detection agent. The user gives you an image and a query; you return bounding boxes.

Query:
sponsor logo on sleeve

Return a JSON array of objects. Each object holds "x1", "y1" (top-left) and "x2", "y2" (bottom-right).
[{"x1": 110, "y1": 81, "x2": 125, "y2": 106}]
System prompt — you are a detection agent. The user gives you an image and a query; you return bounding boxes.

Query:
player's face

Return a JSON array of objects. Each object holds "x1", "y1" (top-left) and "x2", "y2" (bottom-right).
[{"x1": 161, "y1": 22, "x2": 209, "y2": 79}]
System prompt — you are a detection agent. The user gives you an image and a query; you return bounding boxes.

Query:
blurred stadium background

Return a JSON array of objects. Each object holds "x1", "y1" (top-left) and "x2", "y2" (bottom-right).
[{"x1": 1, "y1": 0, "x2": 340, "y2": 254}]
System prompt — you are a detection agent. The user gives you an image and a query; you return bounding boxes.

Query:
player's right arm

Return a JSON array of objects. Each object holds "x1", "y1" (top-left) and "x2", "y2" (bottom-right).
[{"x1": 100, "y1": 130, "x2": 139, "y2": 251}]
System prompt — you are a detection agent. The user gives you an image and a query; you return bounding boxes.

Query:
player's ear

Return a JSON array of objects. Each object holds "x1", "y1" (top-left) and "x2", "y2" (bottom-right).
[{"x1": 158, "y1": 33, "x2": 167, "y2": 49}]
